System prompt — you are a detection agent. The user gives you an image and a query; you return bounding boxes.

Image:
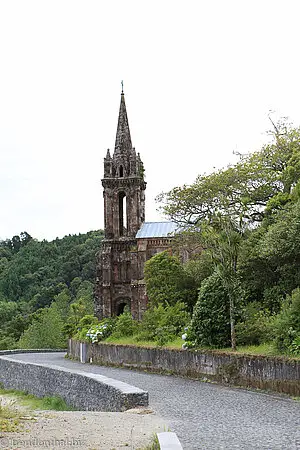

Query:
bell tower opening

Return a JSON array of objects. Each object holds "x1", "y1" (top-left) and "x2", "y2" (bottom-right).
[
  {"x1": 118, "y1": 191, "x2": 127, "y2": 236},
  {"x1": 119, "y1": 165, "x2": 124, "y2": 177}
]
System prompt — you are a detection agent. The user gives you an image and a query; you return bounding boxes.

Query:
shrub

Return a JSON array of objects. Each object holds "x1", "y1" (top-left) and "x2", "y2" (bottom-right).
[
  {"x1": 187, "y1": 272, "x2": 231, "y2": 348},
  {"x1": 110, "y1": 311, "x2": 139, "y2": 338},
  {"x1": 0, "y1": 336, "x2": 17, "y2": 351},
  {"x1": 235, "y1": 302, "x2": 274, "y2": 346},
  {"x1": 137, "y1": 302, "x2": 190, "y2": 346},
  {"x1": 273, "y1": 288, "x2": 300, "y2": 353},
  {"x1": 289, "y1": 335, "x2": 300, "y2": 356},
  {"x1": 86, "y1": 318, "x2": 116, "y2": 343},
  {"x1": 74, "y1": 315, "x2": 100, "y2": 341},
  {"x1": 144, "y1": 251, "x2": 198, "y2": 310},
  {"x1": 18, "y1": 304, "x2": 66, "y2": 349}
]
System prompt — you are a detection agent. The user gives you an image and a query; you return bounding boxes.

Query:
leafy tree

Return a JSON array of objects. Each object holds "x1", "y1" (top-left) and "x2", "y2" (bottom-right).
[
  {"x1": 159, "y1": 119, "x2": 300, "y2": 349},
  {"x1": 159, "y1": 119, "x2": 300, "y2": 226},
  {"x1": 188, "y1": 272, "x2": 231, "y2": 349},
  {"x1": 18, "y1": 303, "x2": 66, "y2": 349},
  {"x1": 144, "y1": 251, "x2": 197, "y2": 310},
  {"x1": 0, "y1": 230, "x2": 103, "y2": 348},
  {"x1": 238, "y1": 199, "x2": 300, "y2": 311},
  {"x1": 273, "y1": 288, "x2": 300, "y2": 353}
]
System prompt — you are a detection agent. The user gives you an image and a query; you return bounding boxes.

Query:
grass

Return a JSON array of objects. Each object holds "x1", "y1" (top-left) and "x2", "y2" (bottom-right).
[
  {"x1": 0, "y1": 400, "x2": 24, "y2": 432},
  {"x1": 138, "y1": 433, "x2": 160, "y2": 450},
  {"x1": 102, "y1": 336, "x2": 300, "y2": 359},
  {"x1": 217, "y1": 343, "x2": 300, "y2": 359},
  {"x1": 104, "y1": 335, "x2": 183, "y2": 349},
  {"x1": 0, "y1": 388, "x2": 74, "y2": 411},
  {"x1": 216, "y1": 343, "x2": 279, "y2": 356}
]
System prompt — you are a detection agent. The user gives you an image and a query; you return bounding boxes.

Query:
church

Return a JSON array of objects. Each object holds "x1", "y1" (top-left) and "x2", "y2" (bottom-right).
[{"x1": 94, "y1": 89, "x2": 176, "y2": 320}]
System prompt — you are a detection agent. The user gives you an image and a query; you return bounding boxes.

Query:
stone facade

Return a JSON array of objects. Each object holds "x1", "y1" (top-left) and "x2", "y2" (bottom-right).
[{"x1": 94, "y1": 92, "x2": 175, "y2": 320}]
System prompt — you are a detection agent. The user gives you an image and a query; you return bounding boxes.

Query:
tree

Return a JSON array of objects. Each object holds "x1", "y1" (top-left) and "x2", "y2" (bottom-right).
[
  {"x1": 158, "y1": 119, "x2": 300, "y2": 349},
  {"x1": 188, "y1": 272, "x2": 231, "y2": 348},
  {"x1": 144, "y1": 251, "x2": 198, "y2": 310},
  {"x1": 200, "y1": 216, "x2": 245, "y2": 349},
  {"x1": 158, "y1": 119, "x2": 300, "y2": 226},
  {"x1": 18, "y1": 303, "x2": 66, "y2": 349},
  {"x1": 238, "y1": 199, "x2": 300, "y2": 312}
]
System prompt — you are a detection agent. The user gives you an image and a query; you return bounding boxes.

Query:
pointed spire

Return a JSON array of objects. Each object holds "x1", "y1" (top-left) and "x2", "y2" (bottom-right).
[{"x1": 114, "y1": 90, "x2": 132, "y2": 153}]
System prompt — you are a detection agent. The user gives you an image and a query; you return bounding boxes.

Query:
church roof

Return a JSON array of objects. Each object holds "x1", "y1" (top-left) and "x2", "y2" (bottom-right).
[{"x1": 136, "y1": 221, "x2": 178, "y2": 238}]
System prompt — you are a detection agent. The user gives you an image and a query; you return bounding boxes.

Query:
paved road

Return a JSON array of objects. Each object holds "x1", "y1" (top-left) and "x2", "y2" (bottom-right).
[{"x1": 5, "y1": 352, "x2": 300, "y2": 450}]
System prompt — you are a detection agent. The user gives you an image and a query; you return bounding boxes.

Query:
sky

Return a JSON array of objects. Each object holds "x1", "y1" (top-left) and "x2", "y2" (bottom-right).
[{"x1": 1, "y1": 0, "x2": 300, "y2": 241}]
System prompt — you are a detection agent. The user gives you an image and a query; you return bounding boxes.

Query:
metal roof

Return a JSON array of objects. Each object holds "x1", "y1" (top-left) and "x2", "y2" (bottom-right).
[{"x1": 136, "y1": 222, "x2": 178, "y2": 239}]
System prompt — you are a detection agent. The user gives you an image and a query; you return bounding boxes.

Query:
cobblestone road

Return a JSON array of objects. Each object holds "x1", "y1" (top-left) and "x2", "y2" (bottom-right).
[{"x1": 6, "y1": 352, "x2": 300, "y2": 450}]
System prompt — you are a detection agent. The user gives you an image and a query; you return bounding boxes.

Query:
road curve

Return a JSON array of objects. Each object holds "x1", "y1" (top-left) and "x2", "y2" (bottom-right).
[{"x1": 5, "y1": 352, "x2": 300, "y2": 450}]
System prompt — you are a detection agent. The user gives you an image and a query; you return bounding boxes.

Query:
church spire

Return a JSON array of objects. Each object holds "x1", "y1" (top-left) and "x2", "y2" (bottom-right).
[{"x1": 114, "y1": 89, "x2": 132, "y2": 154}]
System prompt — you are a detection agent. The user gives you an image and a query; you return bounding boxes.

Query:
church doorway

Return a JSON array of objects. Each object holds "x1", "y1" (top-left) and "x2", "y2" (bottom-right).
[{"x1": 116, "y1": 299, "x2": 130, "y2": 316}]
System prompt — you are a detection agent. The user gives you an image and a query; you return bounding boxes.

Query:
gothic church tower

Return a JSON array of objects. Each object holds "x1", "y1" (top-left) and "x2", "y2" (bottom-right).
[{"x1": 95, "y1": 90, "x2": 147, "y2": 319}]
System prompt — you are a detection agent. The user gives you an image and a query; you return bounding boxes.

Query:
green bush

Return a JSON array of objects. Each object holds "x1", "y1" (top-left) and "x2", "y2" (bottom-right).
[
  {"x1": 137, "y1": 302, "x2": 190, "y2": 346},
  {"x1": 187, "y1": 272, "x2": 231, "y2": 348},
  {"x1": 18, "y1": 304, "x2": 66, "y2": 349},
  {"x1": 144, "y1": 251, "x2": 198, "y2": 310},
  {"x1": 273, "y1": 288, "x2": 300, "y2": 353},
  {"x1": 235, "y1": 302, "x2": 274, "y2": 346},
  {"x1": 0, "y1": 336, "x2": 17, "y2": 351},
  {"x1": 86, "y1": 318, "x2": 116, "y2": 343},
  {"x1": 289, "y1": 335, "x2": 300, "y2": 356},
  {"x1": 73, "y1": 314, "x2": 100, "y2": 341},
  {"x1": 110, "y1": 311, "x2": 139, "y2": 338}
]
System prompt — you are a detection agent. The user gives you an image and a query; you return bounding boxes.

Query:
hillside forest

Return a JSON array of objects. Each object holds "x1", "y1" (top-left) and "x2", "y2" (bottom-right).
[{"x1": 1, "y1": 118, "x2": 300, "y2": 356}]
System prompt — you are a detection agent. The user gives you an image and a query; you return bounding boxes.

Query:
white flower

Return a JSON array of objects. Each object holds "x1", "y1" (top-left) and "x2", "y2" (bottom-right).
[{"x1": 182, "y1": 333, "x2": 187, "y2": 340}]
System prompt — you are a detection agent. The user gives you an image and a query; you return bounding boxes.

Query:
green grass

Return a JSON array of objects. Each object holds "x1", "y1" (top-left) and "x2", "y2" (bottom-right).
[
  {"x1": 0, "y1": 388, "x2": 74, "y2": 411},
  {"x1": 0, "y1": 400, "x2": 23, "y2": 432},
  {"x1": 217, "y1": 343, "x2": 300, "y2": 359},
  {"x1": 138, "y1": 433, "x2": 160, "y2": 450},
  {"x1": 102, "y1": 336, "x2": 300, "y2": 359},
  {"x1": 105, "y1": 335, "x2": 183, "y2": 349}
]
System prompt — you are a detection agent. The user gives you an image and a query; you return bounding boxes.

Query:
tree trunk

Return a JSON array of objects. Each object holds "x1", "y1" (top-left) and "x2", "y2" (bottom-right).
[{"x1": 229, "y1": 292, "x2": 236, "y2": 351}]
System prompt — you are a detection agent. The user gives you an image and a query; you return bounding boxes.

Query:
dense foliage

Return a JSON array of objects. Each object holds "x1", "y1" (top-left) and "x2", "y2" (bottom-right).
[
  {"x1": 159, "y1": 119, "x2": 300, "y2": 354},
  {"x1": 144, "y1": 251, "x2": 198, "y2": 312},
  {"x1": 188, "y1": 273, "x2": 231, "y2": 348},
  {"x1": 0, "y1": 230, "x2": 103, "y2": 349}
]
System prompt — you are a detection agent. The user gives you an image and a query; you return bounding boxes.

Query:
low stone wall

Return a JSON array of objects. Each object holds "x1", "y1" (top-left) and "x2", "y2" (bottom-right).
[
  {"x1": 68, "y1": 340, "x2": 300, "y2": 396},
  {"x1": 0, "y1": 353, "x2": 148, "y2": 411}
]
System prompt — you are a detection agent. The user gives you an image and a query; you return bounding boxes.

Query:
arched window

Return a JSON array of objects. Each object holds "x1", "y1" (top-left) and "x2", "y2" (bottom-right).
[
  {"x1": 119, "y1": 165, "x2": 124, "y2": 177},
  {"x1": 118, "y1": 192, "x2": 127, "y2": 236}
]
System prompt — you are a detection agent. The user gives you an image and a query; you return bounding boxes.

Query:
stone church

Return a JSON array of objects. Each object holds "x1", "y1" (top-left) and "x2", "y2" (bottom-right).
[{"x1": 94, "y1": 90, "x2": 176, "y2": 320}]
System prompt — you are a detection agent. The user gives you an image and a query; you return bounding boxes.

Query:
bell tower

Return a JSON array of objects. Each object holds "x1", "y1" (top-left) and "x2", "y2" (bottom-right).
[
  {"x1": 95, "y1": 89, "x2": 147, "y2": 319},
  {"x1": 102, "y1": 90, "x2": 146, "y2": 239}
]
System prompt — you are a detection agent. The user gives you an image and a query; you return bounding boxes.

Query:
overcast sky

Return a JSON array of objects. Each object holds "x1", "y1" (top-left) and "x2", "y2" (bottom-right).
[{"x1": 1, "y1": 0, "x2": 300, "y2": 241}]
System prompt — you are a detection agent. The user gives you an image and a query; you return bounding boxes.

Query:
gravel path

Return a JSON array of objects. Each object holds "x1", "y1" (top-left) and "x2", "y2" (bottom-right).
[
  {"x1": 0, "y1": 395, "x2": 165, "y2": 450},
  {"x1": 5, "y1": 352, "x2": 300, "y2": 450}
]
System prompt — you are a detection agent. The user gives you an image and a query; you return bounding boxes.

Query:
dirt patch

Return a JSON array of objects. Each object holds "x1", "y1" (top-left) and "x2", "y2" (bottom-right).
[{"x1": 0, "y1": 395, "x2": 167, "y2": 450}]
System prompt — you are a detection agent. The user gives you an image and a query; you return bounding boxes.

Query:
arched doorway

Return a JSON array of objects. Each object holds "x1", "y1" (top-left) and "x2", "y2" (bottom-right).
[{"x1": 115, "y1": 298, "x2": 131, "y2": 316}]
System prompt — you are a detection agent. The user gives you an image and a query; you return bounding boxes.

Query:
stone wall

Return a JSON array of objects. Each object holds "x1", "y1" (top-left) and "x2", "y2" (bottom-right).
[
  {"x1": 68, "y1": 341, "x2": 300, "y2": 396},
  {"x1": 0, "y1": 353, "x2": 148, "y2": 411}
]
